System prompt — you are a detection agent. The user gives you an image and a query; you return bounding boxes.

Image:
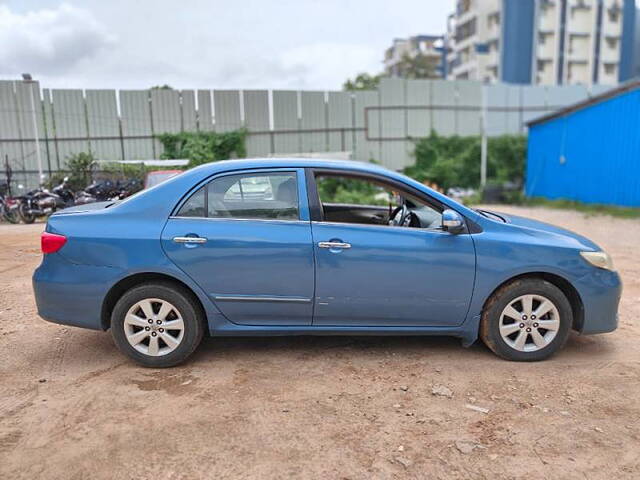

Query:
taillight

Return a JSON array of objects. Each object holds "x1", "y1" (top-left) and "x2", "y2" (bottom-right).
[{"x1": 41, "y1": 232, "x2": 67, "y2": 254}]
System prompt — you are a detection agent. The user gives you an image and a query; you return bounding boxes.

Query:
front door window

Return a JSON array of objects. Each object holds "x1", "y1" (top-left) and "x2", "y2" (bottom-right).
[{"x1": 315, "y1": 173, "x2": 442, "y2": 230}]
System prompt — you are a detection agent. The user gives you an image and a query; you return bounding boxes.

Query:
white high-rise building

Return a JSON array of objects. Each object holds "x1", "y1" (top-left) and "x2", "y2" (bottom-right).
[{"x1": 444, "y1": 0, "x2": 637, "y2": 85}]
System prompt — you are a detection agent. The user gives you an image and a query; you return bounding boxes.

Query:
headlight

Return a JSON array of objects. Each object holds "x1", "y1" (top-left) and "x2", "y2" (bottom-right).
[{"x1": 580, "y1": 251, "x2": 614, "y2": 271}]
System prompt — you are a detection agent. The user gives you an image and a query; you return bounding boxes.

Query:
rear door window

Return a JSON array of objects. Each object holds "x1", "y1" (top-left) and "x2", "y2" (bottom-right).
[
  {"x1": 176, "y1": 186, "x2": 206, "y2": 217},
  {"x1": 176, "y1": 171, "x2": 299, "y2": 221}
]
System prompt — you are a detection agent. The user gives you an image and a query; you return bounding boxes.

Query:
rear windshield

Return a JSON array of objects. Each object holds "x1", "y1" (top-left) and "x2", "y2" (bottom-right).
[{"x1": 146, "y1": 171, "x2": 181, "y2": 188}]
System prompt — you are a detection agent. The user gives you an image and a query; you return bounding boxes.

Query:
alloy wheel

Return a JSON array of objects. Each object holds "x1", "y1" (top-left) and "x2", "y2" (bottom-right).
[
  {"x1": 123, "y1": 298, "x2": 185, "y2": 356},
  {"x1": 499, "y1": 294, "x2": 560, "y2": 352}
]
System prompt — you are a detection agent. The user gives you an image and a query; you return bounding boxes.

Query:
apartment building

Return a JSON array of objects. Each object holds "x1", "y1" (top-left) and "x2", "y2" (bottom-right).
[
  {"x1": 445, "y1": 0, "x2": 637, "y2": 85},
  {"x1": 383, "y1": 35, "x2": 446, "y2": 78}
]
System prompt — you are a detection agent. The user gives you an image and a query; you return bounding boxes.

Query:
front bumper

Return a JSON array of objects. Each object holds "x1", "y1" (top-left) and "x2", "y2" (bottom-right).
[
  {"x1": 574, "y1": 268, "x2": 622, "y2": 335},
  {"x1": 33, "y1": 253, "x2": 122, "y2": 330}
]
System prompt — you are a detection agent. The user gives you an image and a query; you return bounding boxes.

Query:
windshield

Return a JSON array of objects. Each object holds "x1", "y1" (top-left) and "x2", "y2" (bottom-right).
[
  {"x1": 112, "y1": 170, "x2": 184, "y2": 207},
  {"x1": 146, "y1": 171, "x2": 181, "y2": 188}
]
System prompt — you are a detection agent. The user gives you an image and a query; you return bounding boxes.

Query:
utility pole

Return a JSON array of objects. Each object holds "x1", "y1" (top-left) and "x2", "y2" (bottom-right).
[
  {"x1": 4, "y1": 154, "x2": 12, "y2": 196},
  {"x1": 480, "y1": 82, "x2": 488, "y2": 188},
  {"x1": 21, "y1": 74, "x2": 43, "y2": 183}
]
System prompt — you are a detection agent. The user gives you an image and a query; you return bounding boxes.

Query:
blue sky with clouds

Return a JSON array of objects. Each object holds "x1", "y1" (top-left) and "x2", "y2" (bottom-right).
[{"x1": 0, "y1": 0, "x2": 452, "y2": 90}]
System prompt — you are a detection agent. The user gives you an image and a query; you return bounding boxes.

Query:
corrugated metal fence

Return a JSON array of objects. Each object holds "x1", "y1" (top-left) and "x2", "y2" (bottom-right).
[
  {"x1": 526, "y1": 87, "x2": 640, "y2": 207},
  {"x1": 0, "y1": 78, "x2": 612, "y2": 188}
]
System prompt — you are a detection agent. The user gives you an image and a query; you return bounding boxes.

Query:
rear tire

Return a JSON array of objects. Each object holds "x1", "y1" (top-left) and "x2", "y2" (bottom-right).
[
  {"x1": 2, "y1": 206, "x2": 19, "y2": 224},
  {"x1": 111, "y1": 282, "x2": 205, "y2": 367},
  {"x1": 480, "y1": 278, "x2": 572, "y2": 361}
]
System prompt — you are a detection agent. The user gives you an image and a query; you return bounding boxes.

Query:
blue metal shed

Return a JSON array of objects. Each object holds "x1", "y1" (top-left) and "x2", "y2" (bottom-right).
[{"x1": 526, "y1": 81, "x2": 640, "y2": 207}]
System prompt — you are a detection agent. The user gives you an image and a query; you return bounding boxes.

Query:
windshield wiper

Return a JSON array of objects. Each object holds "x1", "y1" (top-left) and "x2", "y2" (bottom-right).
[{"x1": 474, "y1": 209, "x2": 506, "y2": 222}]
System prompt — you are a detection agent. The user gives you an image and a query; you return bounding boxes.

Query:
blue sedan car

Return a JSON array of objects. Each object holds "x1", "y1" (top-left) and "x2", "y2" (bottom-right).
[{"x1": 33, "y1": 159, "x2": 621, "y2": 367}]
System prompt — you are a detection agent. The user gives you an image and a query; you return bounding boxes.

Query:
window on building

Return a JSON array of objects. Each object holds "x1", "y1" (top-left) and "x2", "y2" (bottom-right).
[
  {"x1": 570, "y1": 0, "x2": 591, "y2": 14},
  {"x1": 487, "y1": 11, "x2": 500, "y2": 28},
  {"x1": 455, "y1": 18, "x2": 477, "y2": 42},
  {"x1": 540, "y1": 0, "x2": 556, "y2": 13},
  {"x1": 608, "y1": 6, "x2": 621, "y2": 22},
  {"x1": 457, "y1": 0, "x2": 472, "y2": 16}
]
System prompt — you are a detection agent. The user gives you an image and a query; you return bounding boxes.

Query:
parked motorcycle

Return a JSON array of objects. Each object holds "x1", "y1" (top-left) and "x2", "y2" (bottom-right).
[
  {"x1": 51, "y1": 177, "x2": 76, "y2": 206},
  {"x1": 0, "y1": 182, "x2": 19, "y2": 224},
  {"x1": 15, "y1": 177, "x2": 75, "y2": 224},
  {"x1": 115, "y1": 178, "x2": 143, "y2": 199},
  {"x1": 75, "y1": 178, "x2": 142, "y2": 204},
  {"x1": 74, "y1": 179, "x2": 119, "y2": 205}
]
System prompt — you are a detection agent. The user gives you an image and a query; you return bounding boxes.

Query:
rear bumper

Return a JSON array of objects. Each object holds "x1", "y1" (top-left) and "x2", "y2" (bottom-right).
[
  {"x1": 33, "y1": 253, "x2": 122, "y2": 330},
  {"x1": 575, "y1": 269, "x2": 622, "y2": 335}
]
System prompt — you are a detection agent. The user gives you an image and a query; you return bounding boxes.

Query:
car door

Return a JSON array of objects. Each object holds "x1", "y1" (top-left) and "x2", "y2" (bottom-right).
[
  {"x1": 309, "y1": 170, "x2": 476, "y2": 327},
  {"x1": 161, "y1": 168, "x2": 314, "y2": 326}
]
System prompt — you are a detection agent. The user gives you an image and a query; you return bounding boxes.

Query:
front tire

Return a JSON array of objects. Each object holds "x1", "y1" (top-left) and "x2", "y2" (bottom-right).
[
  {"x1": 111, "y1": 282, "x2": 205, "y2": 367},
  {"x1": 480, "y1": 278, "x2": 572, "y2": 361},
  {"x1": 18, "y1": 203, "x2": 35, "y2": 224}
]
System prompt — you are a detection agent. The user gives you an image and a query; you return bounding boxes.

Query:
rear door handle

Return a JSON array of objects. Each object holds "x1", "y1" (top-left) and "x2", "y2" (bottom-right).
[
  {"x1": 318, "y1": 241, "x2": 351, "y2": 249},
  {"x1": 173, "y1": 236, "x2": 207, "y2": 244}
]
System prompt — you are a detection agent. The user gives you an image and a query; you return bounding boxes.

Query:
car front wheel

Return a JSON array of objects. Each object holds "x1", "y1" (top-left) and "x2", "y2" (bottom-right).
[
  {"x1": 480, "y1": 278, "x2": 572, "y2": 361},
  {"x1": 111, "y1": 282, "x2": 204, "y2": 367}
]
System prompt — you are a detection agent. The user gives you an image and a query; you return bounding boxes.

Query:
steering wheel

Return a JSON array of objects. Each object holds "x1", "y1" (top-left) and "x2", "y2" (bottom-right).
[{"x1": 389, "y1": 203, "x2": 411, "y2": 227}]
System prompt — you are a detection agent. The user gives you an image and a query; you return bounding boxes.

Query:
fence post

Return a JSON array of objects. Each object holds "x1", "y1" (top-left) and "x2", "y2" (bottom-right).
[{"x1": 480, "y1": 83, "x2": 488, "y2": 188}]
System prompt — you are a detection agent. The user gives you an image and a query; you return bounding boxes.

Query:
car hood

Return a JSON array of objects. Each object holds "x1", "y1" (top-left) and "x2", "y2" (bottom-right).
[{"x1": 488, "y1": 211, "x2": 601, "y2": 251}]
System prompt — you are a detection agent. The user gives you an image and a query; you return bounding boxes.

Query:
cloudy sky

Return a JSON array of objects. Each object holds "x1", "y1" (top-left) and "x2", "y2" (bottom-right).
[{"x1": 0, "y1": 0, "x2": 452, "y2": 91}]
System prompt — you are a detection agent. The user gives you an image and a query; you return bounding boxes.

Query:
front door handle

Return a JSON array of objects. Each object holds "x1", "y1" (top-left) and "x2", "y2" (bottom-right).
[
  {"x1": 318, "y1": 241, "x2": 351, "y2": 249},
  {"x1": 173, "y1": 236, "x2": 207, "y2": 244}
]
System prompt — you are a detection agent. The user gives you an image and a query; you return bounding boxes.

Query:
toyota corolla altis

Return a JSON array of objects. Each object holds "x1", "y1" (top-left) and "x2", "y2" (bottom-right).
[{"x1": 33, "y1": 159, "x2": 621, "y2": 367}]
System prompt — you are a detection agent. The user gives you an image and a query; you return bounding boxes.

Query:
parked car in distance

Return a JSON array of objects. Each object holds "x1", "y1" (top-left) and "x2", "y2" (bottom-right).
[
  {"x1": 33, "y1": 159, "x2": 621, "y2": 367},
  {"x1": 144, "y1": 169, "x2": 182, "y2": 189}
]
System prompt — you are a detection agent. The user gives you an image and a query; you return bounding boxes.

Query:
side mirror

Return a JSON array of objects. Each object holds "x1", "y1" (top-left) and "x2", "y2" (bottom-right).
[{"x1": 442, "y1": 209, "x2": 464, "y2": 233}]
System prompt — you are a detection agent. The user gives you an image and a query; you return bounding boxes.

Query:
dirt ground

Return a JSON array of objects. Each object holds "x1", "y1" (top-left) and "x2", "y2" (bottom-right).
[{"x1": 0, "y1": 206, "x2": 639, "y2": 480}]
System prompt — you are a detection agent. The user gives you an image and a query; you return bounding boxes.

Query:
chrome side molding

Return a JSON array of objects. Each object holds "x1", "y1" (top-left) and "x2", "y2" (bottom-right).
[{"x1": 213, "y1": 295, "x2": 311, "y2": 303}]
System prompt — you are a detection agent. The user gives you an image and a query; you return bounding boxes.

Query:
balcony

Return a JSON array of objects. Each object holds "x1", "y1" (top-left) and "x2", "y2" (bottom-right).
[
  {"x1": 569, "y1": 0, "x2": 591, "y2": 10},
  {"x1": 600, "y1": 45, "x2": 620, "y2": 63},
  {"x1": 538, "y1": 9, "x2": 558, "y2": 32},
  {"x1": 537, "y1": 37, "x2": 556, "y2": 59}
]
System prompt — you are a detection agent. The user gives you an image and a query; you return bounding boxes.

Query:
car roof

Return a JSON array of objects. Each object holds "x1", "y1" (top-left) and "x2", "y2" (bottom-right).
[
  {"x1": 191, "y1": 158, "x2": 393, "y2": 175},
  {"x1": 116, "y1": 157, "x2": 480, "y2": 223},
  {"x1": 146, "y1": 169, "x2": 182, "y2": 175}
]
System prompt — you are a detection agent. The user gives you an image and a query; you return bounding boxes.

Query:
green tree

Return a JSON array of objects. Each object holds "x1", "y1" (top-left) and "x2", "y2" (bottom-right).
[
  {"x1": 395, "y1": 53, "x2": 440, "y2": 79},
  {"x1": 156, "y1": 130, "x2": 247, "y2": 168},
  {"x1": 343, "y1": 73, "x2": 382, "y2": 91},
  {"x1": 65, "y1": 152, "x2": 98, "y2": 190},
  {"x1": 405, "y1": 132, "x2": 526, "y2": 191}
]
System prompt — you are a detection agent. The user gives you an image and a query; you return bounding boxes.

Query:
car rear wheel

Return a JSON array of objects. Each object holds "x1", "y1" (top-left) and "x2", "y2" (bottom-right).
[
  {"x1": 480, "y1": 278, "x2": 572, "y2": 361},
  {"x1": 111, "y1": 282, "x2": 204, "y2": 367}
]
